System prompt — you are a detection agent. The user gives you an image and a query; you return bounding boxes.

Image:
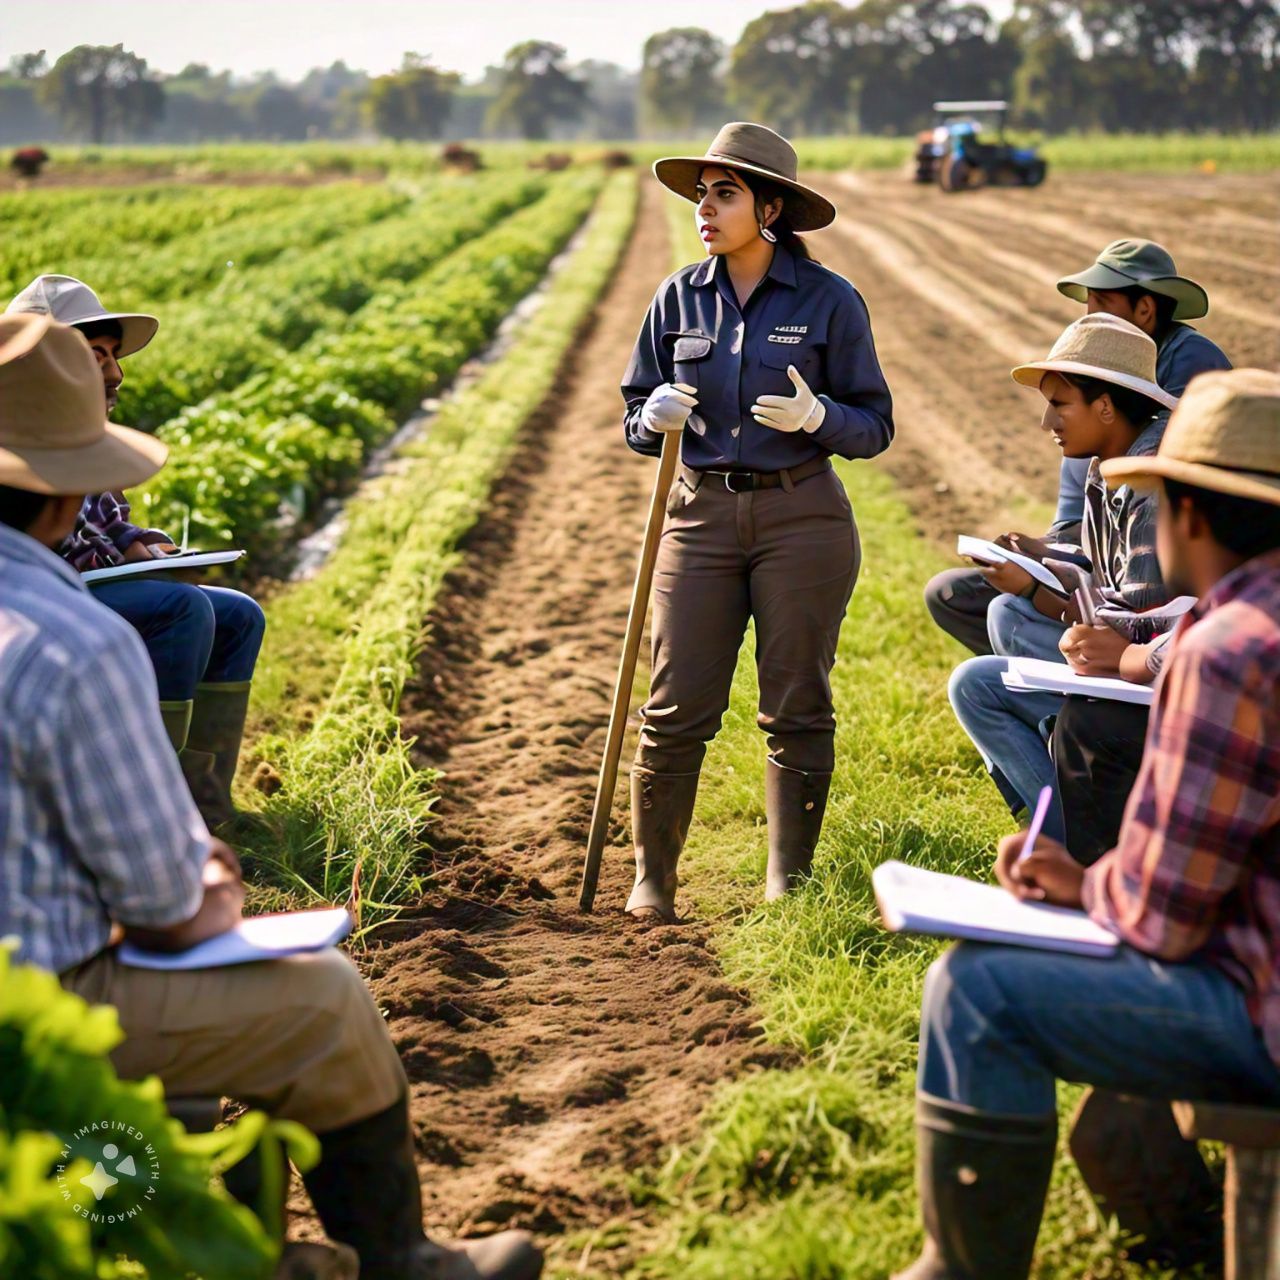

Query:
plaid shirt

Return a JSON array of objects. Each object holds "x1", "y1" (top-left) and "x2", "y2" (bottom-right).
[
  {"x1": 1084, "y1": 548, "x2": 1280, "y2": 1065},
  {"x1": 0, "y1": 523, "x2": 208, "y2": 974},
  {"x1": 59, "y1": 491, "x2": 172, "y2": 572}
]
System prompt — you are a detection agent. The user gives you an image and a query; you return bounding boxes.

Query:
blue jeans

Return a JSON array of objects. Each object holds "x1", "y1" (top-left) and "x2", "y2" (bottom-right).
[
  {"x1": 986, "y1": 593, "x2": 1068, "y2": 661},
  {"x1": 948, "y1": 656, "x2": 1064, "y2": 838},
  {"x1": 920, "y1": 941, "x2": 1280, "y2": 1116},
  {"x1": 90, "y1": 580, "x2": 265, "y2": 702}
]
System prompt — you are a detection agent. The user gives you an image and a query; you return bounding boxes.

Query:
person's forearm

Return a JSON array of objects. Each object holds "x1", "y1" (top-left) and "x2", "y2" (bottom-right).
[{"x1": 121, "y1": 881, "x2": 243, "y2": 952}]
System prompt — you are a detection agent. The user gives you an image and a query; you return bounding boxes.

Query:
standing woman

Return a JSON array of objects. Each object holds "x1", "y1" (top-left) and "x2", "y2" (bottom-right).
[{"x1": 621, "y1": 122, "x2": 893, "y2": 921}]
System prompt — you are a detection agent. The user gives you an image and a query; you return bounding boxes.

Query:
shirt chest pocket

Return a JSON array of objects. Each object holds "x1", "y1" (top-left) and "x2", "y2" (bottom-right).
[
  {"x1": 662, "y1": 330, "x2": 714, "y2": 392},
  {"x1": 759, "y1": 338, "x2": 822, "y2": 396}
]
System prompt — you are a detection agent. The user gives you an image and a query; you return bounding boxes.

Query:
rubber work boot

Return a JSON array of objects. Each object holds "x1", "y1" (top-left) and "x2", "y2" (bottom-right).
[
  {"x1": 764, "y1": 760, "x2": 831, "y2": 901},
  {"x1": 159, "y1": 699, "x2": 193, "y2": 753},
  {"x1": 302, "y1": 1094, "x2": 542, "y2": 1280},
  {"x1": 180, "y1": 680, "x2": 251, "y2": 828},
  {"x1": 624, "y1": 767, "x2": 700, "y2": 921},
  {"x1": 892, "y1": 1094, "x2": 1057, "y2": 1280},
  {"x1": 1068, "y1": 1089, "x2": 1221, "y2": 1270}
]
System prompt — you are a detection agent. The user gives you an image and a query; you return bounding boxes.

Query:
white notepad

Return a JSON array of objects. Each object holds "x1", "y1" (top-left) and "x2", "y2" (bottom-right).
[
  {"x1": 956, "y1": 535, "x2": 1069, "y2": 595},
  {"x1": 83, "y1": 550, "x2": 244, "y2": 584},
  {"x1": 1001, "y1": 656, "x2": 1155, "y2": 707},
  {"x1": 872, "y1": 860, "x2": 1120, "y2": 958},
  {"x1": 118, "y1": 907, "x2": 352, "y2": 970}
]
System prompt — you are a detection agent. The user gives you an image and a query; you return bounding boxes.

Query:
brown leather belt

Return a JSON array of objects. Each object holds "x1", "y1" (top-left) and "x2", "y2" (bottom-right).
[{"x1": 682, "y1": 455, "x2": 831, "y2": 494}]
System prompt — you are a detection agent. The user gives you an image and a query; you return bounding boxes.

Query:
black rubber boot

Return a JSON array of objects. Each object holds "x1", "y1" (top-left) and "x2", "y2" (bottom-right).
[
  {"x1": 181, "y1": 680, "x2": 251, "y2": 828},
  {"x1": 764, "y1": 760, "x2": 831, "y2": 901},
  {"x1": 159, "y1": 699, "x2": 193, "y2": 753},
  {"x1": 892, "y1": 1094, "x2": 1057, "y2": 1280},
  {"x1": 302, "y1": 1095, "x2": 542, "y2": 1280},
  {"x1": 624, "y1": 767, "x2": 699, "y2": 921}
]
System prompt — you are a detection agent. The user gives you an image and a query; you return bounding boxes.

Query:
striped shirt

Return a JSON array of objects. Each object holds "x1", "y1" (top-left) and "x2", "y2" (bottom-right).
[
  {"x1": 1084, "y1": 548, "x2": 1280, "y2": 1065},
  {"x1": 1079, "y1": 419, "x2": 1172, "y2": 643},
  {"x1": 0, "y1": 522, "x2": 208, "y2": 974},
  {"x1": 60, "y1": 490, "x2": 172, "y2": 572}
]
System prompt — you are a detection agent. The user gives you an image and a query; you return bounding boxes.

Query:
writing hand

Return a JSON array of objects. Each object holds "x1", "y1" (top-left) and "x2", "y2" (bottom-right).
[{"x1": 995, "y1": 832, "x2": 1084, "y2": 907}]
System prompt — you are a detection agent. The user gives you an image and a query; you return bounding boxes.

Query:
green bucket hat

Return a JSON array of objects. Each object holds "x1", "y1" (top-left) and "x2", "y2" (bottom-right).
[{"x1": 1056, "y1": 239, "x2": 1209, "y2": 321}]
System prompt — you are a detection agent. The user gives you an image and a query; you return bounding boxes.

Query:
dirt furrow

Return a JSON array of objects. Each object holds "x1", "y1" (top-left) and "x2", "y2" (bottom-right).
[{"x1": 356, "y1": 182, "x2": 775, "y2": 1268}]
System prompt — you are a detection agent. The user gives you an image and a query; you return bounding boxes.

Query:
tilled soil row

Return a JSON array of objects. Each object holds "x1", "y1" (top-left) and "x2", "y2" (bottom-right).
[
  {"x1": 356, "y1": 183, "x2": 776, "y2": 1270},
  {"x1": 810, "y1": 170, "x2": 1279, "y2": 542}
]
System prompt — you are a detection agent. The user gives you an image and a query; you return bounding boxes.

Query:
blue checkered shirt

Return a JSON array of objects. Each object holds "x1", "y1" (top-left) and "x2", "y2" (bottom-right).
[{"x1": 0, "y1": 522, "x2": 208, "y2": 973}]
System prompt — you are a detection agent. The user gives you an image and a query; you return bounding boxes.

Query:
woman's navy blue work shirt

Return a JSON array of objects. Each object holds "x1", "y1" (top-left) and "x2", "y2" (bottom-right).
[{"x1": 621, "y1": 244, "x2": 894, "y2": 471}]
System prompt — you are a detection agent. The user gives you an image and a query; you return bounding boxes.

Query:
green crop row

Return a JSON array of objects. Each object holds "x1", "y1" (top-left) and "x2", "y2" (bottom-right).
[
  {"x1": 131, "y1": 173, "x2": 597, "y2": 562},
  {"x1": 25, "y1": 183, "x2": 410, "y2": 312},
  {"x1": 235, "y1": 171, "x2": 636, "y2": 922},
  {"x1": 116, "y1": 171, "x2": 547, "y2": 431}
]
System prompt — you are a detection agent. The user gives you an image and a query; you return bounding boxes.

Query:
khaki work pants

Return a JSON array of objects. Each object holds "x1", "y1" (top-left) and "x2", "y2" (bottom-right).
[
  {"x1": 637, "y1": 463, "x2": 861, "y2": 777},
  {"x1": 61, "y1": 947, "x2": 407, "y2": 1133}
]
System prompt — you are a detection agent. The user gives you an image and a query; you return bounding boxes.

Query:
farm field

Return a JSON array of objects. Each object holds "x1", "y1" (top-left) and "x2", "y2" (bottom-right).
[{"x1": 6, "y1": 154, "x2": 1278, "y2": 1277}]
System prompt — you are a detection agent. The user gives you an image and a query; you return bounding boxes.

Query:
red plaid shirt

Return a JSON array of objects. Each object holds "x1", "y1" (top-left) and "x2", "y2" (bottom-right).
[{"x1": 1084, "y1": 548, "x2": 1280, "y2": 1065}]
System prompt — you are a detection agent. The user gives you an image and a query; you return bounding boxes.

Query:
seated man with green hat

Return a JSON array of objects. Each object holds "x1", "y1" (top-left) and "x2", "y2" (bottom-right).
[
  {"x1": 5, "y1": 274, "x2": 266, "y2": 829},
  {"x1": 926, "y1": 238, "x2": 1230, "y2": 663}
]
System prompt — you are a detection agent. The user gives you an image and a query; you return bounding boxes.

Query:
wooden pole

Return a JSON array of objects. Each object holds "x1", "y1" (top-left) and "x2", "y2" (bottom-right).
[{"x1": 579, "y1": 428, "x2": 681, "y2": 911}]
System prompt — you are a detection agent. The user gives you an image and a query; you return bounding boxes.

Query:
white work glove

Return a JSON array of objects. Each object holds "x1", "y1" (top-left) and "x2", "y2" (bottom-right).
[
  {"x1": 751, "y1": 366, "x2": 826, "y2": 434},
  {"x1": 640, "y1": 382, "x2": 698, "y2": 434}
]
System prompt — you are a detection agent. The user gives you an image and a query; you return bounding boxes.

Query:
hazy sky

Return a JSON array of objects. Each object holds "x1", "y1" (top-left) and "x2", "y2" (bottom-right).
[{"x1": 4, "y1": 1, "x2": 1012, "y2": 82}]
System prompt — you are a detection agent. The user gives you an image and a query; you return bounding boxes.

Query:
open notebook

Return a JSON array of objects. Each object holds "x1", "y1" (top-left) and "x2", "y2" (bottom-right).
[
  {"x1": 872, "y1": 860, "x2": 1120, "y2": 958},
  {"x1": 118, "y1": 907, "x2": 352, "y2": 970},
  {"x1": 84, "y1": 550, "x2": 244, "y2": 584},
  {"x1": 956, "y1": 536, "x2": 1072, "y2": 595},
  {"x1": 1001, "y1": 656, "x2": 1155, "y2": 707}
]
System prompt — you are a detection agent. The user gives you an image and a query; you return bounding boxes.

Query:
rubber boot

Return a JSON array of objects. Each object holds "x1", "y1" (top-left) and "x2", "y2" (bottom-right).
[
  {"x1": 892, "y1": 1094, "x2": 1057, "y2": 1280},
  {"x1": 159, "y1": 699, "x2": 193, "y2": 753},
  {"x1": 302, "y1": 1095, "x2": 542, "y2": 1280},
  {"x1": 181, "y1": 680, "x2": 251, "y2": 828},
  {"x1": 764, "y1": 759, "x2": 831, "y2": 901},
  {"x1": 1068, "y1": 1089, "x2": 1221, "y2": 1270},
  {"x1": 624, "y1": 767, "x2": 700, "y2": 921}
]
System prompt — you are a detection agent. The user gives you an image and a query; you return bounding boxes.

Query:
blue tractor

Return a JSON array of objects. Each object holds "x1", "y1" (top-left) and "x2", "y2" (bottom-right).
[{"x1": 914, "y1": 101, "x2": 1048, "y2": 192}]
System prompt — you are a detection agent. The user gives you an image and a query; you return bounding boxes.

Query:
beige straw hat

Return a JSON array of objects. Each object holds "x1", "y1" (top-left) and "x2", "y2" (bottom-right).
[
  {"x1": 1011, "y1": 313, "x2": 1178, "y2": 410},
  {"x1": 1102, "y1": 369, "x2": 1280, "y2": 505},
  {"x1": 6, "y1": 274, "x2": 159, "y2": 358},
  {"x1": 653, "y1": 122, "x2": 836, "y2": 232},
  {"x1": 0, "y1": 314, "x2": 167, "y2": 495}
]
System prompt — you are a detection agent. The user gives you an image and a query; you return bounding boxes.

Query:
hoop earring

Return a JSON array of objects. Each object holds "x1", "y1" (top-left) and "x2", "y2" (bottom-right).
[{"x1": 760, "y1": 224, "x2": 777, "y2": 243}]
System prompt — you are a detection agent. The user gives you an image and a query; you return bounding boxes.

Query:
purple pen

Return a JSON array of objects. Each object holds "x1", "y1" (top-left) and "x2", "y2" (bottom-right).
[{"x1": 1016, "y1": 785, "x2": 1054, "y2": 864}]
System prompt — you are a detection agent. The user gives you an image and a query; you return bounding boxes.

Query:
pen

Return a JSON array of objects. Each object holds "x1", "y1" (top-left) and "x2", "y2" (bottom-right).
[
  {"x1": 1016, "y1": 785, "x2": 1054, "y2": 864},
  {"x1": 1073, "y1": 586, "x2": 1097, "y2": 625}
]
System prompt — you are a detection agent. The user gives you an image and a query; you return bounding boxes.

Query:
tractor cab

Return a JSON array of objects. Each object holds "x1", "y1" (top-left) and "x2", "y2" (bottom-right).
[{"x1": 914, "y1": 101, "x2": 1048, "y2": 192}]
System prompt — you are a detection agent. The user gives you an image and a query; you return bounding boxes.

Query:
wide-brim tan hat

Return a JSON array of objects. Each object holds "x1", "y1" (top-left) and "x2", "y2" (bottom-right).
[
  {"x1": 654, "y1": 121, "x2": 836, "y2": 232},
  {"x1": 0, "y1": 314, "x2": 167, "y2": 495},
  {"x1": 1011, "y1": 312, "x2": 1178, "y2": 410},
  {"x1": 6, "y1": 274, "x2": 158, "y2": 358},
  {"x1": 1102, "y1": 369, "x2": 1280, "y2": 505}
]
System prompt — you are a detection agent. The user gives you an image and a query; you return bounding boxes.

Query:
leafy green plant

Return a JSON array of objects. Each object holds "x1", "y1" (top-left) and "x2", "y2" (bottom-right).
[{"x1": 0, "y1": 946, "x2": 318, "y2": 1279}]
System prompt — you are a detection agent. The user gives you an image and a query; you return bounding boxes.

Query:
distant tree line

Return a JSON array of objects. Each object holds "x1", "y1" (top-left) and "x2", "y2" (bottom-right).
[{"x1": 2, "y1": 1, "x2": 1276, "y2": 146}]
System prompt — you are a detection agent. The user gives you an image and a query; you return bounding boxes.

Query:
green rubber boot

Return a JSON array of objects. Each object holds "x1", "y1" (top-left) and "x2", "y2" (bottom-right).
[
  {"x1": 180, "y1": 680, "x2": 251, "y2": 829},
  {"x1": 158, "y1": 700, "x2": 193, "y2": 753}
]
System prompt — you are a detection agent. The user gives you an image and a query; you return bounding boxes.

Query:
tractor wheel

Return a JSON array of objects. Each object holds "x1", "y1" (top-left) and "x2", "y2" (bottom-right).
[
  {"x1": 937, "y1": 154, "x2": 967, "y2": 192},
  {"x1": 1022, "y1": 160, "x2": 1048, "y2": 187}
]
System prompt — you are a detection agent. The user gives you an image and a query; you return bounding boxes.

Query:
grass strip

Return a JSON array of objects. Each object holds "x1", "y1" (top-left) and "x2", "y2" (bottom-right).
[
  {"x1": 603, "y1": 209, "x2": 1161, "y2": 1280},
  {"x1": 238, "y1": 171, "x2": 638, "y2": 924}
]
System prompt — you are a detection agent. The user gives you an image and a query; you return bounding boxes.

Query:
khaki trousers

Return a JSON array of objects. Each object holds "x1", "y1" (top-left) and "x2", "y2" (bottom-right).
[
  {"x1": 61, "y1": 947, "x2": 407, "y2": 1133},
  {"x1": 638, "y1": 464, "x2": 860, "y2": 776}
]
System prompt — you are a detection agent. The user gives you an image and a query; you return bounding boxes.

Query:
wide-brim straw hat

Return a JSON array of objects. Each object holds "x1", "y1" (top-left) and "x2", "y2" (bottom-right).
[
  {"x1": 1102, "y1": 369, "x2": 1280, "y2": 505},
  {"x1": 1011, "y1": 313, "x2": 1179, "y2": 410},
  {"x1": 653, "y1": 122, "x2": 836, "y2": 232},
  {"x1": 0, "y1": 314, "x2": 167, "y2": 495},
  {"x1": 1057, "y1": 238, "x2": 1208, "y2": 322},
  {"x1": 6, "y1": 274, "x2": 159, "y2": 358}
]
